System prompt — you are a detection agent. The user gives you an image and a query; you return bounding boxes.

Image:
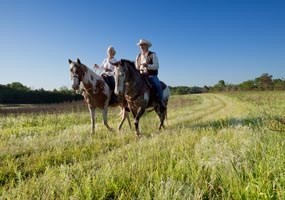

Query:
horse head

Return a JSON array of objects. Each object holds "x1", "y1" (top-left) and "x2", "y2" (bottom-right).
[
  {"x1": 111, "y1": 60, "x2": 126, "y2": 96},
  {"x1": 68, "y1": 58, "x2": 88, "y2": 90},
  {"x1": 112, "y1": 59, "x2": 144, "y2": 97},
  {"x1": 110, "y1": 59, "x2": 137, "y2": 96}
]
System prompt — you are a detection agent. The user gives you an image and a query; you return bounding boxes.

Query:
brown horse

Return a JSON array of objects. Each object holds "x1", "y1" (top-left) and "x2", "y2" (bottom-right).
[
  {"x1": 112, "y1": 59, "x2": 170, "y2": 137},
  {"x1": 68, "y1": 58, "x2": 131, "y2": 133}
]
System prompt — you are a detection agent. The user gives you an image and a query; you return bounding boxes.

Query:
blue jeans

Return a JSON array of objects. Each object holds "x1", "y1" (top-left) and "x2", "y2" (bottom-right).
[{"x1": 148, "y1": 75, "x2": 163, "y2": 101}]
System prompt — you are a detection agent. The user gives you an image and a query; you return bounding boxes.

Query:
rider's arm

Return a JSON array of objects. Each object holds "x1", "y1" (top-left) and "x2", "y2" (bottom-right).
[
  {"x1": 147, "y1": 53, "x2": 159, "y2": 70},
  {"x1": 135, "y1": 55, "x2": 141, "y2": 71},
  {"x1": 94, "y1": 59, "x2": 107, "y2": 70}
]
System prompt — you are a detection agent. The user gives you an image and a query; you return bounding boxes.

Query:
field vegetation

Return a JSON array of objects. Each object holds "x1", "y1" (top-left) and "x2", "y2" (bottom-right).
[{"x1": 1, "y1": 92, "x2": 285, "y2": 199}]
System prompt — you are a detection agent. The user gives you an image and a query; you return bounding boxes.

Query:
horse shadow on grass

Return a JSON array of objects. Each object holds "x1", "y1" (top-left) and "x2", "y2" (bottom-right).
[{"x1": 190, "y1": 117, "x2": 264, "y2": 131}]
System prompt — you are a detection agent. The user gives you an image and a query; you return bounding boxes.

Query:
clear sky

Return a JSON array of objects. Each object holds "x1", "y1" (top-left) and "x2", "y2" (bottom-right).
[{"x1": 0, "y1": 0, "x2": 284, "y2": 90}]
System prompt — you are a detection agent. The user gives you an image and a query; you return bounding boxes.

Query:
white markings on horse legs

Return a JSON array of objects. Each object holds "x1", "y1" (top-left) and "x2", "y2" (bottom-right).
[
  {"x1": 89, "y1": 107, "x2": 95, "y2": 133},
  {"x1": 102, "y1": 105, "x2": 112, "y2": 130}
]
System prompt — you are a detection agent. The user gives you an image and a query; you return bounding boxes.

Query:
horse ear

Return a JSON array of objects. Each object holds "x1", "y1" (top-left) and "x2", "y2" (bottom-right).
[
  {"x1": 77, "y1": 58, "x2": 81, "y2": 64},
  {"x1": 68, "y1": 59, "x2": 72, "y2": 64}
]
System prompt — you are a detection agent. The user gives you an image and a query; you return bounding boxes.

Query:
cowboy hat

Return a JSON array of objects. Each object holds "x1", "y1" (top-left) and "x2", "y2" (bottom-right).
[{"x1": 137, "y1": 39, "x2": 152, "y2": 47}]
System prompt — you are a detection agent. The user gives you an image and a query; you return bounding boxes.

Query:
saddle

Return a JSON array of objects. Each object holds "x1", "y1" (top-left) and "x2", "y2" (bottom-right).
[
  {"x1": 141, "y1": 74, "x2": 167, "y2": 90},
  {"x1": 147, "y1": 81, "x2": 167, "y2": 108},
  {"x1": 147, "y1": 80, "x2": 167, "y2": 91},
  {"x1": 101, "y1": 74, "x2": 110, "y2": 84}
]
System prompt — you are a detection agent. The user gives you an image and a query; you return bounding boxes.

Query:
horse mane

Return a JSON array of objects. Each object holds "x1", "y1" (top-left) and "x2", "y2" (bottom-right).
[
  {"x1": 77, "y1": 61, "x2": 102, "y2": 80},
  {"x1": 119, "y1": 59, "x2": 150, "y2": 94},
  {"x1": 120, "y1": 59, "x2": 141, "y2": 77},
  {"x1": 121, "y1": 59, "x2": 135, "y2": 68}
]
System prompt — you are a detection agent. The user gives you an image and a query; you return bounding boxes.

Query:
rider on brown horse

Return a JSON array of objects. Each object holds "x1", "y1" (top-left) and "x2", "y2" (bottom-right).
[{"x1": 135, "y1": 39, "x2": 166, "y2": 112}]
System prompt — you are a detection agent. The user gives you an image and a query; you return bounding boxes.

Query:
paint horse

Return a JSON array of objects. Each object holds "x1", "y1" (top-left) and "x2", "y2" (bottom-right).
[
  {"x1": 112, "y1": 59, "x2": 170, "y2": 137},
  {"x1": 68, "y1": 58, "x2": 131, "y2": 133}
]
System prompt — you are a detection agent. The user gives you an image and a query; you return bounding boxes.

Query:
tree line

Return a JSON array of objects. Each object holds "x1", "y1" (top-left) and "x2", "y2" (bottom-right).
[
  {"x1": 1, "y1": 73, "x2": 284, "y2": 103},
  {"x1": 170, "y1": 73, "x2": 285, "y2": 95},
  {"x1": 0, "y1": 82, "x2": 82, "y2": 104}
]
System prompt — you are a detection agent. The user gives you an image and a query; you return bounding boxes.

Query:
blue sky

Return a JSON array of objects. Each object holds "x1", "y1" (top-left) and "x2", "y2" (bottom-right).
[{"x1": 0, "y1": 0, "x2": 284, "y2": 90}]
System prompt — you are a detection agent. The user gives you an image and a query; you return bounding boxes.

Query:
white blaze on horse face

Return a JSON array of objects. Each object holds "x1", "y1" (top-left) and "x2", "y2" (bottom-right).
[
  {"x1": 70, "y1": 64, "x2": 80, "y2": 90},
  {"x1": 114, "y1": 65, "x2": 125, "y2": 96}
]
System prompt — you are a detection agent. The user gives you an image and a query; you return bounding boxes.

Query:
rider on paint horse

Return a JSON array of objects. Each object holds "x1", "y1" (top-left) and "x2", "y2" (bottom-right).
[
  {"x1": 94, "y1": 46, "x2": 117, "y2": 105},
  {"x1": 135, "y1": 39, "x2": 166, "y2": 112}
]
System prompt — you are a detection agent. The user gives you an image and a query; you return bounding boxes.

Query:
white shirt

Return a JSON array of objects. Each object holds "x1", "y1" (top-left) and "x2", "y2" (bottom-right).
[{"x1": 97, "y1": 57, "x2": 117, "y2": 76}]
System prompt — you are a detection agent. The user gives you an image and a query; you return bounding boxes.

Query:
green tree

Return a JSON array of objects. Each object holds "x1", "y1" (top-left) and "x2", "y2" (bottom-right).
[
  {"x1": 239, "y1": 80, "x2": 256, "y2": 91},
  {"x1": 273, "y1": 79, "x2": 285, "y2": 90},
  {"x1": 255, "y1": 73, "x2": 273, "y2": 90},
  {"x1": 7, "y1": 82, "x2": 30, "y2": 91},
  {"x1": 212, "y1": 80, "x2": 226, "y2": 92}
]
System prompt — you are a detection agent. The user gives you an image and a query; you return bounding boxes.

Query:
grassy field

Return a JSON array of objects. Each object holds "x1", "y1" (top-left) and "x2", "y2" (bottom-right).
[{"x1": 1, "y1": 92, "x2": 285, "y2": 199}]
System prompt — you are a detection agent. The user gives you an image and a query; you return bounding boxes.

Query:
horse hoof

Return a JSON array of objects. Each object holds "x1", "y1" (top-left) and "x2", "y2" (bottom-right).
[
  {"x1": 108, "y1": 127, "x2": 114, "y2": 132},
  {"x1": 135, "y1": 132, "x2": 142, "y2": 139}
]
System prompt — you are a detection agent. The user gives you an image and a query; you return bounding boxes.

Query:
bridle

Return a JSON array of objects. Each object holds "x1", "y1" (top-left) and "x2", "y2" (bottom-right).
[
  {"x1": 72, "y1": 66, "x2": 94, "y2": 93},
  {"x1": 72, "y1": 74, "x2": 80, "y2": 80},
  {"x1": 71, "y1": 65, "x2": 83, "y2": 82}
]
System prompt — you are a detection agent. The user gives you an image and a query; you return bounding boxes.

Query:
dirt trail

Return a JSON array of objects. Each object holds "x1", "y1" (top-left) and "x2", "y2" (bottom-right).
[{"x1": 168, "y1": 94, "x2": 251, "y2": 128}]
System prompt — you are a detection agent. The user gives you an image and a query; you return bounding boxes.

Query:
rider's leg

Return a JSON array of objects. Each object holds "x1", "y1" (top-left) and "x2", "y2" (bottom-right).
[
  {"x1": 108, "y1": 76, "x2": 117, "y2": 105},
  {"x1": 148, "y1": 76, "x2": 163, "y2": 99},
  {"x1": 108, "y1": 76, "x2": 115, "y2": 91},
  {"x1": 148, "y1": 76, "x2": 166, "y2": 111}
]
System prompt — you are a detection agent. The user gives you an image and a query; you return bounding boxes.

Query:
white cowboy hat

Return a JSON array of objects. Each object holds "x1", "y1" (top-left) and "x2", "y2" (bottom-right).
[{"x1": 137, "y1": 39, "x2": 152, "y2": 47}]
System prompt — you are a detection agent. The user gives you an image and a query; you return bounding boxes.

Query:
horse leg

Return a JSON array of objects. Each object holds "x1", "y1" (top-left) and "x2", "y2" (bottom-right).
[
  {"x1": 118, "y1": 107, "x2": 126, "y2": 130},
  {"x1": 155, "y1": 106, "x2": 166, "y2": 130},
  {"x1": 118, "y1": 107, "x2": 132, "y2": 130},
  {"x1": 134, "y1": 107, "x2": 145, "y2": 138},
  {"x1": 102, "y1": 105, "x2": 112, "y2": 131},
  {"x1": 89, "y1": 107, "x2": 95, "y2": 134},
  {"x1": 126, "y1": 111, "x2": 132, "y2": 129}
]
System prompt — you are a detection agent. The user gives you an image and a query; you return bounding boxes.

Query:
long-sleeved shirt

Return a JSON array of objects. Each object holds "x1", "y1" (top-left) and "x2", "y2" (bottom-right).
[{"x1": 96, "y1": 57, "x2": 117, "y2": 76}]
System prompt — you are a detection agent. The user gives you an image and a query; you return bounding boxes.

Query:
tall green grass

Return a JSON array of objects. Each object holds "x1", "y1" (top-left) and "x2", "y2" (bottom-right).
[{"x1": 1, "y1": 92, "x2": 285, "y2": 199}]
